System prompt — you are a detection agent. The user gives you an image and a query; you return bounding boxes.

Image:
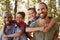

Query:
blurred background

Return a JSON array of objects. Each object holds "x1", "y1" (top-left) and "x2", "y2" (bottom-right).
[{"x1": 0, "y1": 0, "x2": 60, "y2": 39}]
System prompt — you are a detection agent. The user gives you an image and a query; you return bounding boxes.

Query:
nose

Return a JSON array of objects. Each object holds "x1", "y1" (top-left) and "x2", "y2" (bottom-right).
[
  {"x1": 39, "y1": 9, "x2": 42, "y2": 14},
  {"x1": 5, "y1": 18, "x2": 9, "y2": 21}
]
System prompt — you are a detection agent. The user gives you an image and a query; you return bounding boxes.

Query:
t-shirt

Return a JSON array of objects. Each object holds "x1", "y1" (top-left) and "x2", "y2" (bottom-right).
[
  {"x1": 5, "y1": 24, "x2": 17, "y2": 34},
  {"x1": 2, "y1": 24, "x2": 19, "y2": 40},
  {"x1": 13, "y1": 24, "x2": 27, "y2": 40},
  {"x1": 2, "y1": 20, "x2": 28, "y2": 40},
  {"x1": 30, "y1": 21, "x2": 59, "y2": 40}
]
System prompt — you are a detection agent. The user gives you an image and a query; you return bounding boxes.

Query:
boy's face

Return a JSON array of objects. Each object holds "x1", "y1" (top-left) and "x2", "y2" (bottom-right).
[
  {"x1": 16, "y1": 14, "x2": 24, "y2": 23},
  {"x1": 28, "y1": 10, "x2": 36, "y2": 19},
  {"x1": 4, "y1": 14, "x2": 12, "y2": 26}
]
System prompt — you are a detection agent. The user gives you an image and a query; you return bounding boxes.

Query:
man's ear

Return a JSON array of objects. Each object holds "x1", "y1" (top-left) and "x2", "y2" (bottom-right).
[
  {"x1": 23, "y1": 18, "x2": 25, "y2": 21},
  {"x1": 46, "y1": 9, "x2": 48, "y2": 13},
  {"x1": 46, "y1": 9, "x2": 48, "y2": 11}
]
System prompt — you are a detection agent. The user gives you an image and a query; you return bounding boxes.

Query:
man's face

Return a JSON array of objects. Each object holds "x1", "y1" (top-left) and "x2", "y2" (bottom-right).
[
  {"x1": 4, "y1": 14, "x2": 12, "y2": 26},
  {"x1": 16, "y1": 14, "x2": 24, "y2": 23},
  {"x1": 37, "y1": 4, "x2": 48, "y2": 19},
  {"x1": 28, "y1": 10, "x2": 36, "y2": 19}
]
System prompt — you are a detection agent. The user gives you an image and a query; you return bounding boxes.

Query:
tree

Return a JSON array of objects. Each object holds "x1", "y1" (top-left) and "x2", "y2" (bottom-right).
[
  {"x1": 58, "y1": 0, "x2": 60, "y2": 8},
  {"x1": 14, "y1": 0, "x2": 18, "y2": 19},
  {"x1": 37, "y1": 0, "x2": 41, "y2": 3},
  {"x1": 52, "y1": 0, "x2": 57, "y2": 17},
  {"x1": 46, "y1": 0, "x2": 57, "y2": 17},
  {"x1": 32, "y1": 0, "x2": 37, "y2": 7},
  {"x1": 27, "y1": 0, "x2": 29, "y2": 8},
  {"x1": 0, "y1": 0, "x2": 12, "y2": 11},
  {"x1": 58, "y1": 0, "x2": 60, "y2": 17},
  {"x1": 47, "y1": 0, "x2": 53, "y2": 17}
]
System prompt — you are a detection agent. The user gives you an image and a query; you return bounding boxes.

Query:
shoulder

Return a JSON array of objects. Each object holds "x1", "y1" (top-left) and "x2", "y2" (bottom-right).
[
  {"x1": 30, "y1": 21, "x2": 38, "y2": 27},
  {"x1": 19, "y1": 22, "x2": 27, "y2": 28},
  {"x1": 12, "y1": 20, "x2": 17, "y2": 24},
  {"x1": 13, "y1": 20, "x2": 27, "y2": 26},
  {"x1": 36, "y1": 16, "x2": 40, "y2": 19},
  {"x1": 48, "y1": 16, "x2": 57, "y2": 21},
  {"x1": 28, "y1": 20, "x2": 32, "y2": 24},
  {"x1": 28, "y1": 19, "x2": 35, "y2": 24},
  {"x1": 21, "y1": 22, "x2": 27, "y2": 26},
  {"x1": 54, "y1": 23, "x2": 59, "y2": 27},
  {"x1": 53, "y1": 23, "x2": 59, "y2": 30}
]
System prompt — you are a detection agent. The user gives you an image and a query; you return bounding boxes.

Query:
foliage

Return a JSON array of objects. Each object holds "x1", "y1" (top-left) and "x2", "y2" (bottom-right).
[{"x1": 0, "y1": 0, "x2": 60, "y2": 32}]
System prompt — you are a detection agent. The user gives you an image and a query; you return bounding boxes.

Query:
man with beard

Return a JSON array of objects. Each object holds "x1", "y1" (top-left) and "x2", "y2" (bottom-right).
[{"x1": 26, "y1": 2, "x2": 59, "y2": 40}]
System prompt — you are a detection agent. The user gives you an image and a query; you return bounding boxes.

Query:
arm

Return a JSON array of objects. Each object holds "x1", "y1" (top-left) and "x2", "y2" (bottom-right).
[
  {"x1": 26, "y1": 18, "x2": 57, "y2": 32},
  {"x1": 26, "y1": 27, "x2": 44, "y2": 32},
  {"x1": 54, "y1": 30, "x2": 59, "y2": 40},
  {"x1": 3, "y1": 30, "x2": 23, "y2": 38},
  {"x1": 3, "y1": 25, "x2": 7, "y2": 33},
  {"x1": 26, "y1": 22, "x2": 42, "y2": 32},
  {"x1": 2, "y1": 25, "x2": 7, "y2": 36},
  {"x1": 26, "y1": 18, "x2": 56, "y2": 33},
  {"x1": 43, "y1": 18, "x2": 57, "y2": 32},
  {"x1": 26, "y1": 18, "x2": 57, "y2": 33}
]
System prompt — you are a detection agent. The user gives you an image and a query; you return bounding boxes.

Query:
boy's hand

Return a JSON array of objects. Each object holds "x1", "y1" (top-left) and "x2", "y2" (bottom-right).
[
  {"x1": 2, "y1": 33, "x2": 7, "y2": 38},
  {"x1": 30, "y1": 37, "x2": 34, "y2": 40},
  {"x1": 43, "y1": 18, "x2": 57, "y2": 32},
  {"x1": 39, "y1": 27, "x2": 45, "y2": 31}
]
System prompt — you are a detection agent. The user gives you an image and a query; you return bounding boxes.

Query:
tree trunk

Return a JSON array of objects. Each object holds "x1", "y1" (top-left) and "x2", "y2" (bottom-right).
[
  {"x1": 14, "y1": 0, "x2": 17, "y2": 19},
  {"x1": 27, "y1": 0, "x2": 29, "y2": 8}
]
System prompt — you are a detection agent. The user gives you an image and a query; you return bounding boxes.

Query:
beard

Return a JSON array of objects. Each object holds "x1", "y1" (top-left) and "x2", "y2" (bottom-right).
[
  {"x1": 40, "y1": 14, "x2": 47, "y2": 19},
  {"x1": 6, "y1": 23, "x2": 11, "y2": 26},
  {"x1": 5, "y1": 21, "x2": 12, "y2": 26}
]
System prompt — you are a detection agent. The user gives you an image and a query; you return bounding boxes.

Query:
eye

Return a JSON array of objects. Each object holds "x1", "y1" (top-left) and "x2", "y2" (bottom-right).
[
  {"x1": 16, "y1": 16, "x2": 18, "y2": 18},
  {"x1": 4, "y1": 16, "x2": 7, "y2": 19},
  {"x1": 42, "y1": 8, "x2": 45, "y2": 10},
  {"x1": 28, "y1": 13, "x2": 31, "y2": 15},
  {"x1": 38, "y1": 9, "x2": 40, "y2": 11}
]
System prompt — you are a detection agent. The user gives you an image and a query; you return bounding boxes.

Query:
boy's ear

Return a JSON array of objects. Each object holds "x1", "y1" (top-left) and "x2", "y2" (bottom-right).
[{"x1": 22, "y1": 18, "x2": 25, "y2": 21}]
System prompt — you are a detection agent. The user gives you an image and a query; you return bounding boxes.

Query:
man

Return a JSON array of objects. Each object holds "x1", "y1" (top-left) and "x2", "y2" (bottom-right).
[{"x1": 26, "y1": 2, "x2": 59, "y2": 40}]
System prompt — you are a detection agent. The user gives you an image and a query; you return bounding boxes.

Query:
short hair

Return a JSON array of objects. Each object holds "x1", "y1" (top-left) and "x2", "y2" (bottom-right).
[
  {"x1": 36, "y1": 2, "x2": 48, "y2": 9},
  {"x1": 28, "y1": 8, "x2": 37, "y2": 13},
  {"x1": 3, "y1": 11, "x2": 12, "y2": 18},
  {"x1": 17, "y1": 12, "x2": 25, "y2": 18}
]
